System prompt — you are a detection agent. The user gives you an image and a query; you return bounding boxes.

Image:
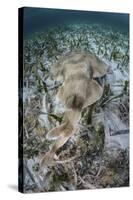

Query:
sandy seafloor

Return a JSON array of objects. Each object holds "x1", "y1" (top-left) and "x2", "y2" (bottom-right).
[{"x1": 21, "y1": 22, "x2": 129, "y2": 193}]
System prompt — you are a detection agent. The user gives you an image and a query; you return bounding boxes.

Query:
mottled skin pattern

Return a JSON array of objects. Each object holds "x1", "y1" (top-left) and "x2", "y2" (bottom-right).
[{"x1": 40, "y1": 51, "x2": 109, "y2": 167}]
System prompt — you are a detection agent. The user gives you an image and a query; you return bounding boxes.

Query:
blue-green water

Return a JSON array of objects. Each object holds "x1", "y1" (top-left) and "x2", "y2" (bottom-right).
[{"x1": 23, "y1": 7, "x2": 129, "y2": 38}]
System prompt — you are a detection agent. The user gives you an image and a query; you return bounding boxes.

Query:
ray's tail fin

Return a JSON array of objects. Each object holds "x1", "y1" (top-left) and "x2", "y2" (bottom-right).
[
  {"x1": 47, "y1": 108, "x2": 81, "y2": 140},
  {"x1": 46, "y1": 122, "x2": 68, "y2": 140},
  {"x1": 40, "y1": 109, "x2": 81, "y2": 167}
]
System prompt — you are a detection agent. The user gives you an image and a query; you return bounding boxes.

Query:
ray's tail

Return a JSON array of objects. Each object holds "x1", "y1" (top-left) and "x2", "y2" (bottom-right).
[{"x1": 40, "y1": 108, "x2": 81, "y2": 167}]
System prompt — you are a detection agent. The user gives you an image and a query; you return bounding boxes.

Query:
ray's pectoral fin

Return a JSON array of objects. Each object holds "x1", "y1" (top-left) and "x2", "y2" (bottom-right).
[
  {"x1": 83, "y1": 80, "x2": 103, "y2": 108},
  {"x1": 57, "y1": 85, "x2": 65, "y2": 102},
  {"x1": 91, "y1": 58, "x2": 109, "y2": 78}
]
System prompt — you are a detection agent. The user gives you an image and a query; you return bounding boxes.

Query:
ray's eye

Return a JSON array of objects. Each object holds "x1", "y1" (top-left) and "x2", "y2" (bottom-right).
[
  {"x1": 62, "y1": 68, "x2": 66, "y2": 79},
  {"x1": 87, "y1": 63, "x2": 93, "y2": 79},
  {"x1": 90, "y1": 65, "x2": 93, "y2": 79}
]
